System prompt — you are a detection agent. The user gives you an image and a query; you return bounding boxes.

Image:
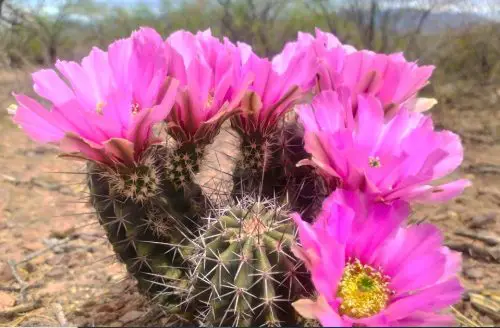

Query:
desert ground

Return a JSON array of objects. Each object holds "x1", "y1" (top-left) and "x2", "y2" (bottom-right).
[{"x1": 0, "y1": 70, "x2": 499, "y2": 326}]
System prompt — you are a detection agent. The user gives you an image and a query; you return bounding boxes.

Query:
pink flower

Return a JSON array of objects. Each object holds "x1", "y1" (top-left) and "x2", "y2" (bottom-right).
[
  {"x1": 291, "y1": 190, "x2": 463, "y2": 327},
  {"x1": 231, "y1": 40, "x2": 317, "y2": 136},
  {"x1": 286, "y1": 28, "x2": 434, "y2": 114},
  {"x1": 164, "y1": 29, "x2": 252, "y2": 143},
  {"x1": 12, "y1": 27, "x2": 178, "y2": 166},
  {"x1": 297, "y1": 90, "x2": 470, "y2": 203},
  {"x1": 323, "y1": 50, "x2": 434, "y2": 114}
]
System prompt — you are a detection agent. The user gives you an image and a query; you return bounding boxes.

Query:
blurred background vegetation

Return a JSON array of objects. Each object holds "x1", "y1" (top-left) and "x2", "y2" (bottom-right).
[{"x1": 0, "y1": 0, "x2": 499, "y2": 92}]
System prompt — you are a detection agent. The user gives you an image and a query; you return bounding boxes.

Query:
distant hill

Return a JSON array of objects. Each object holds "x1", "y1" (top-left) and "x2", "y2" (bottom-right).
[{"x1": 382, "y1": 8, "x2": 491, "y2": 33}]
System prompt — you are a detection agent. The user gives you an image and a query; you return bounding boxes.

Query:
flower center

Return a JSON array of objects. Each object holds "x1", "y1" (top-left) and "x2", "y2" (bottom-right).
[
  {"x1": 337, "y1": 259, "x2": 392, "y2": 319},
  {"x1": 368, "y1": 156, "x2": 381, "y2": 168}
]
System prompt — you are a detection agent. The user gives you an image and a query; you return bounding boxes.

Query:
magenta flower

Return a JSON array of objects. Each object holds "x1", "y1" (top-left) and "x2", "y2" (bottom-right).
[
  {"x1": 231, "y1": 40, "x2": 317, "y2": 136},
  {"x1": 12, "y1": 27, "x2": 178, "y2": 166},
  {"x1": 285, "y1": 28, "x2": 434, "y2": 114},
  {"x1": 164, "y1": 29, "x2": 252, "y2": 143},
  {"x1": 297, "y1": 90, "x2": 470, "y2": 203},
  {"x1": 291, "y1": 190, "x2": 463, "y2": 327},
  {"x1": 321, "y1": 49, "x2": 434, "y2": 114}
]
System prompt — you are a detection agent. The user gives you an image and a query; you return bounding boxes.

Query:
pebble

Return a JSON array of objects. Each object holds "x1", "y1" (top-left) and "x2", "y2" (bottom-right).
[
  {"x1": 49, "y1": 223, "x2": 76, "y2": 239},
  {"x1": 0, "y1": 291, "x2": 16, "y2": 309},
  {"x1": 119, "y1": 310, "x2": 144, "y2": 324},
  {"x1": 464, "y1": 267, "x2": 484, "y2": 279},
  {"x1": 95, "y1": 303, "x2": 116, "y2": 313},
  {"x1": 46, "y1": 267, "x2": 66, "y2": 278},
  {"x1": 469, "y1": 213, "x2": 496, "y2": 229},
  {"x1": 0, "y1": 262, "x2": 14, "y2": 282},
  {"x1": 479, "y1": 315, "x2": 494, "y2": 326}
]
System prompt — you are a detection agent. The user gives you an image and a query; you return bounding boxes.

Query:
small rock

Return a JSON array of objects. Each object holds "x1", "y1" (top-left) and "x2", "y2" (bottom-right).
[
  {"x1": 23, "y1": 262, "x2": 36, "y2": 273},
  {"x1": 0, "y1": 263, "x2": 14, "y2": 282},
  {"x1": 433, "y1": 210, "x2": 459, "y2": 221},
  {"x1": 93, "y1": 310, "x2": 119, "y2": 324},
  {"x1": 0, "y1": 291, "x2": 16, "y2": 309},
  {"x1": 448, "y1": 210, "x2": 459, "y2": 219},
  {"x1": 479, "y1": 315, "x2": 494, "y2": 326},
  {"x1": 95, "y1": 303, "x2": 116, "y2": 313},
  {"x1": 45, "y1": 267, "x2": 66, "y2": 278},
  {"x1": 39, "y1": 282, "x2": 66, "y2": 296},
  {"x1": 22, "y1": 241, "x2": 44, "y2": 252},
  {"x1": 464, "y1": 267, "x2": 484, "y2": 279},
  {"x1": 469, "y1": 213, "x2": 496, "y2": 229},
  {"x1": 109, "y1": 321, "x2": 123, "y2": 327},
  {"x1": 119, "y1": 310, "x2": 144, "y2": 324},
  {"x1": 50, "y1": 223, "x2": 76, "y2": 239},
  {"x1": 46, "y1": 254, "x2": 66, "y2": 266}
]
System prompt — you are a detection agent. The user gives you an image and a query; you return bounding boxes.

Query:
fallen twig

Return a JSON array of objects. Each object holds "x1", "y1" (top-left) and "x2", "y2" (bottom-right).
[
  {"x1": 7, "y1": 260, "x2": 29, "y2": 302},
  {"x1": 52, "y1": 303, "x2": 68, "y2": 327},
  {"x1": 17, "y1": 236, "x2": 73, "y2": 265},
  {"x1": 451, "y1": 306, "x2": 481, "y2": 327},
  {"x1": 0, "y1": 300, "x2": 41, "y2": 318},
  {"x1": 446, "y1": 241, "x2": 500, "y2": 263},
  {"x1": 469, "y1": 292, "x2": 500, "y2": 320},
  {"x1": 1, "y1": 174, "x2": 74, "y2": 195},
  {"x1": 0, "y1": 282, "x2": 42, "y2": 293},
  {"x1": 466, "y1": 163, "x2": 500, "y2": 175},
  {"x1": 455, "y1": 229, "x2": 500, "y2": 246}
]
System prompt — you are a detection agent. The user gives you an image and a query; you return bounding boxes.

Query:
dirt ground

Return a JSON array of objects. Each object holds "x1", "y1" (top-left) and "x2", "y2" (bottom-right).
[{"x1": 0, "y1": 70, "x2": 499, "y2": 327}]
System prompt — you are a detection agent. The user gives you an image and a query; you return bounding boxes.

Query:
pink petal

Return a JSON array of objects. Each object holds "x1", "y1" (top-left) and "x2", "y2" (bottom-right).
[
  {"x1": 59, "y1": 133, "x2": 107, "y2": 163},
  {"x1": 13, "y1": 94, "x2": 66, "y2": 142},
  {"x1": 410, "y1": 179, "x2": 472, "y2": 203},
  {"x1": 384, "y1": 278, "x2": 463, "y2": 321},
  {"x1": 32, "y1": 69, "x2": 74, "y2": 107},
  {"x1": 292, "y1": 297, "x2": 347, "y2": 327}
]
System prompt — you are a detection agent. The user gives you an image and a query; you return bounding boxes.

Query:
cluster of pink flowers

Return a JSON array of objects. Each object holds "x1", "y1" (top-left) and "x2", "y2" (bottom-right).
[
  {"x1": 11, "y1": 27, "x2": 468, "y2": 326},
  {"x1": 287, "y1": 30, "x2": 468, "y2": 326}
]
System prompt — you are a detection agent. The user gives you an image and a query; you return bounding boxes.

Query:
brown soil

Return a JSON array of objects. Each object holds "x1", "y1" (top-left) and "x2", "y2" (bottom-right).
[{"x1": 0, "y1": 70, "x2": 499, "y2": 327}]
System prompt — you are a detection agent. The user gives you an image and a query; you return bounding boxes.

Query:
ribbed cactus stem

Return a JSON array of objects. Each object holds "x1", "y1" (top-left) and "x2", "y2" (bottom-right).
[
  {"x1": 190, "y1": 199, "x2": 311, "y2": 326},
  {"x1": 280, "y1": 121, "x2": 329, "y2": 221},
  {"x1": 87, "y1": 148, "x2": 207, "y2": 309},
  {"x1": 232, "y1": 132, "x2": 286, "y2": 200},
  {"x1": 164, "y1": 141, "x2": 205, "y2": 189}
]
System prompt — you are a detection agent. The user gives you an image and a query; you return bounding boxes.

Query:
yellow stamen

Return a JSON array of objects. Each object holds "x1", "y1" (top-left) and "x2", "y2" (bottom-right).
[
  {"x1": 368, "y1": 156, "x2": 382, "y2": 168},
  {"x1": 337, "y1": 259, "x2": 392, "y2": 318},
  {"x1": 131, "y1": 103, "x2": 140, "y2": 115},
  {"x1": 205, "y1": 90, "x2": 215, "y2": 108}
]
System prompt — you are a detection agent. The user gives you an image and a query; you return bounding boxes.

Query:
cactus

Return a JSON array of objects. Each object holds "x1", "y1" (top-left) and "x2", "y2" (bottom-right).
[
  {"x1": 87, "y1": 139, "x2": 314, "y2": 326},
  {"x1": 280, "y1": 120, "x2": 330, "y2": 221},
  {"x1": 189, "y1": 199, "x2": 311, "y2": 326},
  {"x1": 87, "y1": 147, "x2": 205, "y2": 306},
  {"x1": 12, "y1": 26, "x2": 469, "y2": 328},
  {"x1": 231, "y1": 117, "x2": 327, "y2": 222},
  {"x1": 164, "y1": 141, "x2": 205, "y2": 190},
  {"x1": 231, "y1": 130, "x2": 286, "y2": 200}
]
